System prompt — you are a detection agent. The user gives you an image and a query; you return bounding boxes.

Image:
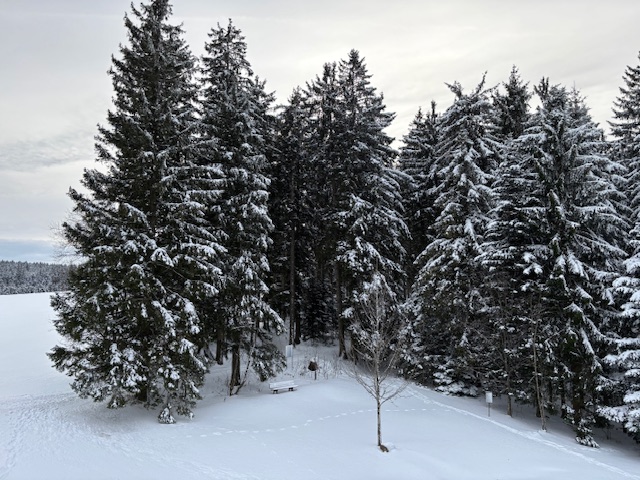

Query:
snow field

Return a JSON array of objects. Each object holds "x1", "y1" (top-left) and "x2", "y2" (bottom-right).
[{"x1": 2, "y1": 293, "x2": 640, "y2": 479}]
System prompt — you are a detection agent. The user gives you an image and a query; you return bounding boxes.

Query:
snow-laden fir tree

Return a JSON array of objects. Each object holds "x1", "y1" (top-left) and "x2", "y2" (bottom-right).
[
  {"x1": 406, "y1": 76, "x2": 501, "y2": 394},
  {"x1": 481, "y1": 152, "x2": 553, "y2": 419},
  {"x1": 517, "y1": 80, "x2": 627, "y2": 446},
  {"x1": 492, "y1": 66, "x2": 531, "y2": 140},
  {"x1": 328, "y1": 51, "x2": 409, "y2": 358},
  {"x1": 335, "y1": 50, "x2": 409, "y2": 350},
  {"x1": 610, "y1": 51, "x2": 640, "y2": 220},
  {"x1": 398, "y1": 102, "x2": 439, "y2": 285},
  {"x1": 479, "y1": 70, "x2": 537, "y2": 416},
  {"x1": 602, "y1": 51, "x2": 640, "y2": 439},
  {"x1": 269, "y1": 88, "x2": 319, "y2": 345},
  {"x1": 298, "y1": 52, "x2": 408, "y2": 357},
  {"x1": 49, "y1": 0, "x2": 224, "y2": 423},
  {"x1": 606, "y1": 244, "x2": 640, "y2": 440},
  {"x1": 298, "y1": 62, "x2": 342, "y2": 345},
  {"x1": 199, "y1": 20, "x2": 284, "y2": 395}
]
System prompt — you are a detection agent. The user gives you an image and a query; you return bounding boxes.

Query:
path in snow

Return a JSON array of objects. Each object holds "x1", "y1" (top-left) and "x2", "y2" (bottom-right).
[{"x1": 406, "y1": 384, "x2": 640, "y2": 480}]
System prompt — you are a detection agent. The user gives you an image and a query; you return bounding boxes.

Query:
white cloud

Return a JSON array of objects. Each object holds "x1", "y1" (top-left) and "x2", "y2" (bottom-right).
[{"x1": 0, "y1": 161, "x2": 85, "y2": 241}]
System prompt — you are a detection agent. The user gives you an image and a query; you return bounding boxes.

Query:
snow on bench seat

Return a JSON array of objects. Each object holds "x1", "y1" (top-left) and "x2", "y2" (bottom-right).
[{"x1": 269, "y1": 380, "x2": 297, "y2": 393}]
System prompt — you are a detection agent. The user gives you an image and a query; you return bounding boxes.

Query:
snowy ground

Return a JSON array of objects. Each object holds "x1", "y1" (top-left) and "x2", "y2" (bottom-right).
[{"x1": 2, "y1": 293, "x2": 640, "y2": 480}]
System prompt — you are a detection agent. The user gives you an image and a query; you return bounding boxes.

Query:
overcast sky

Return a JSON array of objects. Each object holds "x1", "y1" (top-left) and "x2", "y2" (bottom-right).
[{"x1": 2, "y1": 0, "x2": 640, "y2": 263}]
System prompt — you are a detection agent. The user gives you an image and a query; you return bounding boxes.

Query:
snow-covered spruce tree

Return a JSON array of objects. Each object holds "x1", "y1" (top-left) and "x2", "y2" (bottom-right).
[
  {"x1": 199, "y1": 20, "x2": 284, "y2": 395},
  {"x1": 269, "y1": 88, "x2": 319, "y2": 345},
  {"x1": 333, "y1": 50, "x2": 409, "y2": 358},
  {"x1": 519, "y1": 80, "x2": 627, "y2": 446},
  {"x1": 406, "y1": 77, "x2": 501, "y2": 395},
  {"x1": 299, "y1": 52, "x2": 408, "y2": 358},
  {"x1": 492, "y1": 66, "x2": 531, "y2": 140},
  {"x1": 298, "y1": 62, "x2": 342, "y2": 345},
  {"x1": 610, "y1": 51, "x2": 640, "y2": 221},
  {"x1": 603, "y1": 51, "x2": 640, "y2": 439},
  {"x1": 398, "y1": 102, "x2": 439, "y2": 286},
  {"x1": 481, "y1": 152, "x2": 546, "y2": 415},
  {"x1": 606, "y1": 246, "x2": 640, "y2": 440},
  {"x1": 479, "y1": 70, "x2": 537, "y2": 415},
  {"x1": 49, "y1": 0, "x2": 223, "y2": 423}
]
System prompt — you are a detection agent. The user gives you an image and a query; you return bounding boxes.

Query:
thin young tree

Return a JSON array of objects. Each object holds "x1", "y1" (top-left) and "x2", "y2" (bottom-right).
[{"x1": 349, "y1": 271, "x2": 408, "y2": 452}]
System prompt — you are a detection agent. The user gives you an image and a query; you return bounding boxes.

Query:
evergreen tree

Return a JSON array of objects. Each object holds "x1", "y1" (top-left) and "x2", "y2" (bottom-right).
[
  {"x1": 296, "y1": 52, "x2": 407, "y2": 357},
  {"x1": 481, "y1": 140, "x2": 547, "y2": 416},
  {"x1": 49, "y1": 0, "x2": 222, "y2": 423},
  {"x1": 606, "y1": 247, "x2": 640, "y2": 439},
  {"x1": 610, "y1": 51, "x2": 640, "y2": 219},
  {"x1": 517, "y1": 80, "x2": 627, "y2": 446},
  {"x1": 406, "y1": 77, "x2": 501, "y2": 394},
  {"x1": 603, "y1": 52, "x2": 640, "y2": 438},
  {"x1": 481, "y1": 70, "x2": 543, "y2": 416},
  {"x1": 269, "y1": 88, "x2": 318, "y2": 345},
  {"x1": 333, "y1": 50, "x2": 409, "y2": 357},
  {"x1": 398, "y1": 102, "x2": 439, "y2": 285},
  {"x1": 199, "y1": 20, "x2": 284, "y2": 394},
  {"x1": 492, "y1": 66, "x2": 531, "y2": 140},
  {"x1": 300, "y1": 62, "x2": 342, "y2": 345}
]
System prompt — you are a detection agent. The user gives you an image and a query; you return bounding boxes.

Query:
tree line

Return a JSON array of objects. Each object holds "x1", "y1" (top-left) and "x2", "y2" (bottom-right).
[
  {"x1": 49, "y1": 0, "x2": 640, "y2": 446},
  {"x1": 0, "y1": 260, "x2": 70, "y2": 294}
]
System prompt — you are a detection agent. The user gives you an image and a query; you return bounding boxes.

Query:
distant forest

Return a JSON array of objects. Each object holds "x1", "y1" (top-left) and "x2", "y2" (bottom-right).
[{"x1": 0, "y1": 260, "x2": 70, "y2": 295}]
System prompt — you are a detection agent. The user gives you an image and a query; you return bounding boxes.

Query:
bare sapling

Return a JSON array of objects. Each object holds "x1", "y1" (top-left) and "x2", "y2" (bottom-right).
[{"x1": 349, "y1": 272, "x2": 408, "y2": 452}]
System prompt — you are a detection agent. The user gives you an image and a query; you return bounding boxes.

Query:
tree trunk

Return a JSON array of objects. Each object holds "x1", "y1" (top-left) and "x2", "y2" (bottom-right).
[
  {"x1": 216, "y1": 324, "x2": 225, "y2": 365},
  {"x1": 289, "y1": 227, "x2": 300, "y2": 345},
  {"x1": 337, "y1": 267, "x2": 346, "y2": 359},
  {"x1": 289, "y1": 157, "x2": 301, "y2": 346},
  {"x1": 295, "y1": 304, "x2": 301, "y2": 345},
  {"x1": 532, "y1": 317, "x2": 547, "y2": 431},
  {"x1": 229, "y1": 345, "x2": 241, "y2": 395},
  {"x1": 571, "y1": 370, "x2": 587, "y2": 442},
  {"x1": 500, "y1": 324, "x2": 513, "y2": 417},
  {"x1": 377, "y1": 400, "x2": 383, "y2": 450}
]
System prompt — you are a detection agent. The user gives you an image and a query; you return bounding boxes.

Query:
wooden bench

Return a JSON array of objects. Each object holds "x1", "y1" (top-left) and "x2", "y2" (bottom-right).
[{"x1": 269, "y1": 380, "x2": 297, "y2": 393}]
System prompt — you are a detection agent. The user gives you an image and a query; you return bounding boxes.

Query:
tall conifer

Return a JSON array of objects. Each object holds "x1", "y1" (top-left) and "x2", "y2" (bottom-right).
[
  {"x1": 406, "y1": 77, "x2": 501, "y2": 394},
  {"x1": 602, "y1": 52, "x2": 640, "y2": 438},
  {"x1": 399, "y1": 103, "x2": 439, "y2": 285},
  {"x1": 199, "y1": 20, "x2": 284, "y2": 394},
  {"x1": 517, "y1": 81, "x2": 627, "y2": 446},
  {"x1": 50, "y1": 0, "x2": 221, "y2": 423}
]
